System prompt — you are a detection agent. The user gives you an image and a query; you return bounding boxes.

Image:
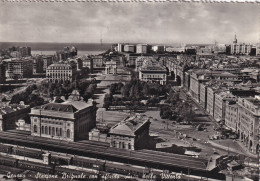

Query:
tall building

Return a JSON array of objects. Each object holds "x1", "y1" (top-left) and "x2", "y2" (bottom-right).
[
  {"x1": 0, "y1": 62, "x2": 6, "y2": 83},
  {"x1": 4, "y1": 58, "x2": 33, "y2": 79},
  {"x1": 33, "y1": 55, "x2": 54, "y2": 75},
  {"x1": 189, "y1": 69, "x2": 210, "y2": 102},
  {"x1": 46, "y1": 63, "x2": 75, "y2": 83},
  {"x1": 117, "y1": 43, "x2": 125, "y2": 52},
  {"x1": 231, "y1": 35, "x2": 252, "y2": 55},
  {"x1": 8, "y1": 47, "x2": 31, "y2": 58},
  {"x1": 256, "y1": 43, "x2": 260, "y2": 56},
  {"x1": 136, "y1": 44, "x2": 148, "y2": 54},
  {"x1": 135, "y1": 56, "x2": 154, "y2": 71},
  {"x1": 152, "y1": 45, "x2": 164, "y2": 53},
  {"x1": 56, "y1": 46, "x2": 77, "y2": 61},
  {"x1": 91, "y1": 55, "x2": 104, "y2": 68},
  {"x1": 109, "y1": 115, "x2": 150, "y2": 150},
  {"x1": 124, "y1": 45, "x2": 135, "y2": 53},
  {"x1": 237, "y1": 97, "x2": 260, "y2": 153},
  {"x1": 30, "y1": 92, "x2": 97, "y2": 142},
  {"x1": 225, "y1": 100, "x2": 238, "y2": 132}
]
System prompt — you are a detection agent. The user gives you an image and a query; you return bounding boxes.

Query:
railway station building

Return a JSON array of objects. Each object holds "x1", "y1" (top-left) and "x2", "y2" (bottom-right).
[
  {"x1": 109, "y1": 115, "x2": 151, "y2": 150},
  {"x1": 30, "y1": 91, "x2": 97, "y2": 142}
]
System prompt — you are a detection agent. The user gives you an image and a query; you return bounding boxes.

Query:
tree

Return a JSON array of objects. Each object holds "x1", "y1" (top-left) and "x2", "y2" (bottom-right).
[{"x1": 103, "y1": 93, "x2": 113, "y2": 110}]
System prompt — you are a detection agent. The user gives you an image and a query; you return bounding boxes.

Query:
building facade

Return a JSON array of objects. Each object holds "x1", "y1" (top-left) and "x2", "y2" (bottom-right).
[
  {"x1": 136, "y1": 44, "x2": 148, "y2": 54},
  {"x1": 0, "y1": 62, "x2": 5, "y2": 83},
  {"x1": 225, "y1": 101, "x2": 238, "y2": 132},
  {"x1": 139, "y1": 59, "x2": 167, "y2": 85},
  {"x1": 46, "y1": 63, "x2": 75, "y2": 83},
  {"x1": 206, "y1": 86, "x2": 215, "y2": 117},
  {"x1": 124, "y1": 45, "x2": 135, "y2": 53},
  {"x1": 5, "y1": 58, "x2": 33, "y2": 79},
  {"x1": 237, "y1": 97, "x2": 260, "y2": 154},
  {"x1": 30, "y1": 96, "x2": 96, "y2": 142},
  {"x1": 109, "y1": 115, "x2": 150, "y2": 150},
  {"x1": 135, "y1": 56, "x2": 154, "y2": 71},
  {"x1": 105, "y1": 60, "x2": 117, "y2": 74},
  {"x1": 199, "y1": 83, "x2": 208, "y2": 110},
  {"x1": 231, "y1": 35, "x2": 252, "y2": 55}
]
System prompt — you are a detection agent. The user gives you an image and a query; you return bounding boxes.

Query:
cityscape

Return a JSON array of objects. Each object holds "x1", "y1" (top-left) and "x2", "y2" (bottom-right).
[{"x1": 0, "y1": 2, "x2": 259, "y2": 181}]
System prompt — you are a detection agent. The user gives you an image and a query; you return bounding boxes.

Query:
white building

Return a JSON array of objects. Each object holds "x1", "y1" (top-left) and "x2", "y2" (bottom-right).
[
  {"x1": 136, "y1": 44, "x2": 148, "y2": 54},
  {"x1": 139, "y1": 58, "x2": 167, "y2": 85},
  {"x1": 109, "y1": 115, "x2": 151, "y2": 150}
]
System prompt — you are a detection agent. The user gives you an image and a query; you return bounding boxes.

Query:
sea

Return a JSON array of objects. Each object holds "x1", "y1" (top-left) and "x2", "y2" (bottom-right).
[{"x1": 0, "y1": 42, "x2": 112, "y2": 56}]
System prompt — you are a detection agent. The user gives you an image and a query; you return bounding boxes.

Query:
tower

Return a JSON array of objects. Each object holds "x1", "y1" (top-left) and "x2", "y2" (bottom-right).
[{"x1": 233, "y1": 34, "x2": 237, "y2": 44}]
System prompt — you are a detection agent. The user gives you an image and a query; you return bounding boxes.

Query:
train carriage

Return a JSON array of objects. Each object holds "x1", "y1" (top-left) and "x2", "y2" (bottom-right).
[
  {"x1": 0, "y1": 156, "x2": 18, "y2": 167},
  {"x1": 55, "y1": 166, "x2": 99, "y2": 180},
  {"x1": 17, "y1": 160, "x2": 54, "y2": 174},
  {"x1": 0, "y1": 144, "x2": 13, "y2": 154},
  {"x1": 12, "y1": 147, "x2": 43, "y2": 159},
  {"x1": 105, "y1": 162, "x2": 149, "y2": 178},
  {"x1": 72, "y1": 156, "x2": 105, "y2": 171},
  {"x1": 51, "y1": 154, "x2": 72, "y2": 165}
]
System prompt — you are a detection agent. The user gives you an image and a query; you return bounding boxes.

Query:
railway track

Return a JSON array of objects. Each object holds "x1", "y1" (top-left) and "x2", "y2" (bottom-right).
[
  {"x1": 0, "y1": 131, "x2": 207, "y2": 169},
  {"x1": 0, "y1": 131, "x2": 226, "y2": 180}
]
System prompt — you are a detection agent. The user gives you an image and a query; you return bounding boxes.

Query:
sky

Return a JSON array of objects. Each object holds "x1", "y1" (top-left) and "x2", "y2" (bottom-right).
[{"x1": 0, "y1": 3, "x2": 259, "y2": 44}]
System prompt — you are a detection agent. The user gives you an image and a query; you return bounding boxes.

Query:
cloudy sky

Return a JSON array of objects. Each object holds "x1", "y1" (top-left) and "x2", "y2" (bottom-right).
[{"x1": 0, "y1": 3, "x2": 258, "y2": 44}]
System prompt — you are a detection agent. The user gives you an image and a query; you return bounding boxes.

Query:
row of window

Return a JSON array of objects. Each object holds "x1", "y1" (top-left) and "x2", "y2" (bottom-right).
[
  {"x1": 41, "y1": 120, "x2": 64, "y2": 125},
  {"x1": 111, "y1": 141, "x2": 132, "y2": 149},
  {"x1": 47, "y1": 67, "x2": 71, "y2": 70},
  {"x1": 33, "y1": 125, "x2": 71, "y2": 138}
]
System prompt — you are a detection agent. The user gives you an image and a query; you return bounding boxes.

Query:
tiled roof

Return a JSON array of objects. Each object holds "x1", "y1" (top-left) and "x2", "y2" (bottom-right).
[{"x1": 36, "y1": 103, "x2": 78, "y2": 113}]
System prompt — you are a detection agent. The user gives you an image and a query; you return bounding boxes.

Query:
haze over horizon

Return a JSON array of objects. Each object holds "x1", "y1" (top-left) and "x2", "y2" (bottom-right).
[{"x1": 0, "y1": 3, "x2": 258, "y2": 44}]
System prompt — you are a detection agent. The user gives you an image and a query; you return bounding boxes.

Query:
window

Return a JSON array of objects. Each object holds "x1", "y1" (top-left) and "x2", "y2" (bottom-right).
[
  {"x1": 41, "y1": 126, "x2": 44, "y2": 134},
  {"x1": 52, "y1": 127, "x2": 55, "y2": 136},
  {"x1": 56, "y1": 128, "x2": 59, "y2": 136},
  {"x1": 34, "y1": 125, "x2": 37, "y2": 133},
  {"x1": 67, "y1": 129, "x2": 70, "y2": 138},
  {"x1": 45, "y1": 126, "x2": 48, "y2": 135}
]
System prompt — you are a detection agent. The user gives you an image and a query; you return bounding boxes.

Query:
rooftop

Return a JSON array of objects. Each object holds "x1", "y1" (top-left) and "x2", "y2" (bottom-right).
[
  {"x1": 48, "y1": 63, "x2": 71, "y2": 68},
  {"x1": 33, "y1": 99, "x2": 93, "y2": 113},
  {"x1": 0, "y1": 104, "x2": 29, "y2": 117},
  {"x1": 109, "y1": 115, "x2": 150, "y2": 136}
]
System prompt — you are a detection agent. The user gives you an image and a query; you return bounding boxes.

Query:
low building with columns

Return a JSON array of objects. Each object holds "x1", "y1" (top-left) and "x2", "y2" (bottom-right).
[
  {"x1": 30, "y1": 93, "x2": 96, "y2": 142},
  {"x1": 109, "y1": 115, "x2": 151, "y2": 150}
]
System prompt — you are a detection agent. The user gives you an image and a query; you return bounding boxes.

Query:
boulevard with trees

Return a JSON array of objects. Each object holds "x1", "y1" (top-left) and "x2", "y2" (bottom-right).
[{"x1": 103, "y1": 79, "x2": 170, "y2": 110}]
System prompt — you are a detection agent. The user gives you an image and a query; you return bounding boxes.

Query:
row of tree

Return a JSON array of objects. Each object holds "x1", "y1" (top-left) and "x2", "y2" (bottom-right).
[
  {"x1": 38, "y1": 79, "x2": 97, "y2": 102},
  {"x1": 10, "y1": 84, "x2": 45, "y2": 107},
  {"x1": 160, "y1": 90, "x2": 194, "y2": 122},
  {"x1": 104, "y1": 80, "x2": 170, "y2": 110}
]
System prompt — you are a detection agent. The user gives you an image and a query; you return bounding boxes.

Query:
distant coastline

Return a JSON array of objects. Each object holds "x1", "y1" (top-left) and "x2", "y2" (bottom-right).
[
  {"x1": 31, "y1": 50, "x2": 105, "y2": 56},
  {"x1": 0, "y1": 42, "x2": 112, "y2": 52}
]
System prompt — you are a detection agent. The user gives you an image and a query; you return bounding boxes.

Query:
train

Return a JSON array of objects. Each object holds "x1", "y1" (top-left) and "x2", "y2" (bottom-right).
[
  {"x1": 0, "y1": 143, "x2": 43, "y2": 159},
  {"x1": 0, "y1": 139, "x2": 225, "y2": 181},
  {"x1": 0, "y1": 154, "x2": 177, "y2": 181}
]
